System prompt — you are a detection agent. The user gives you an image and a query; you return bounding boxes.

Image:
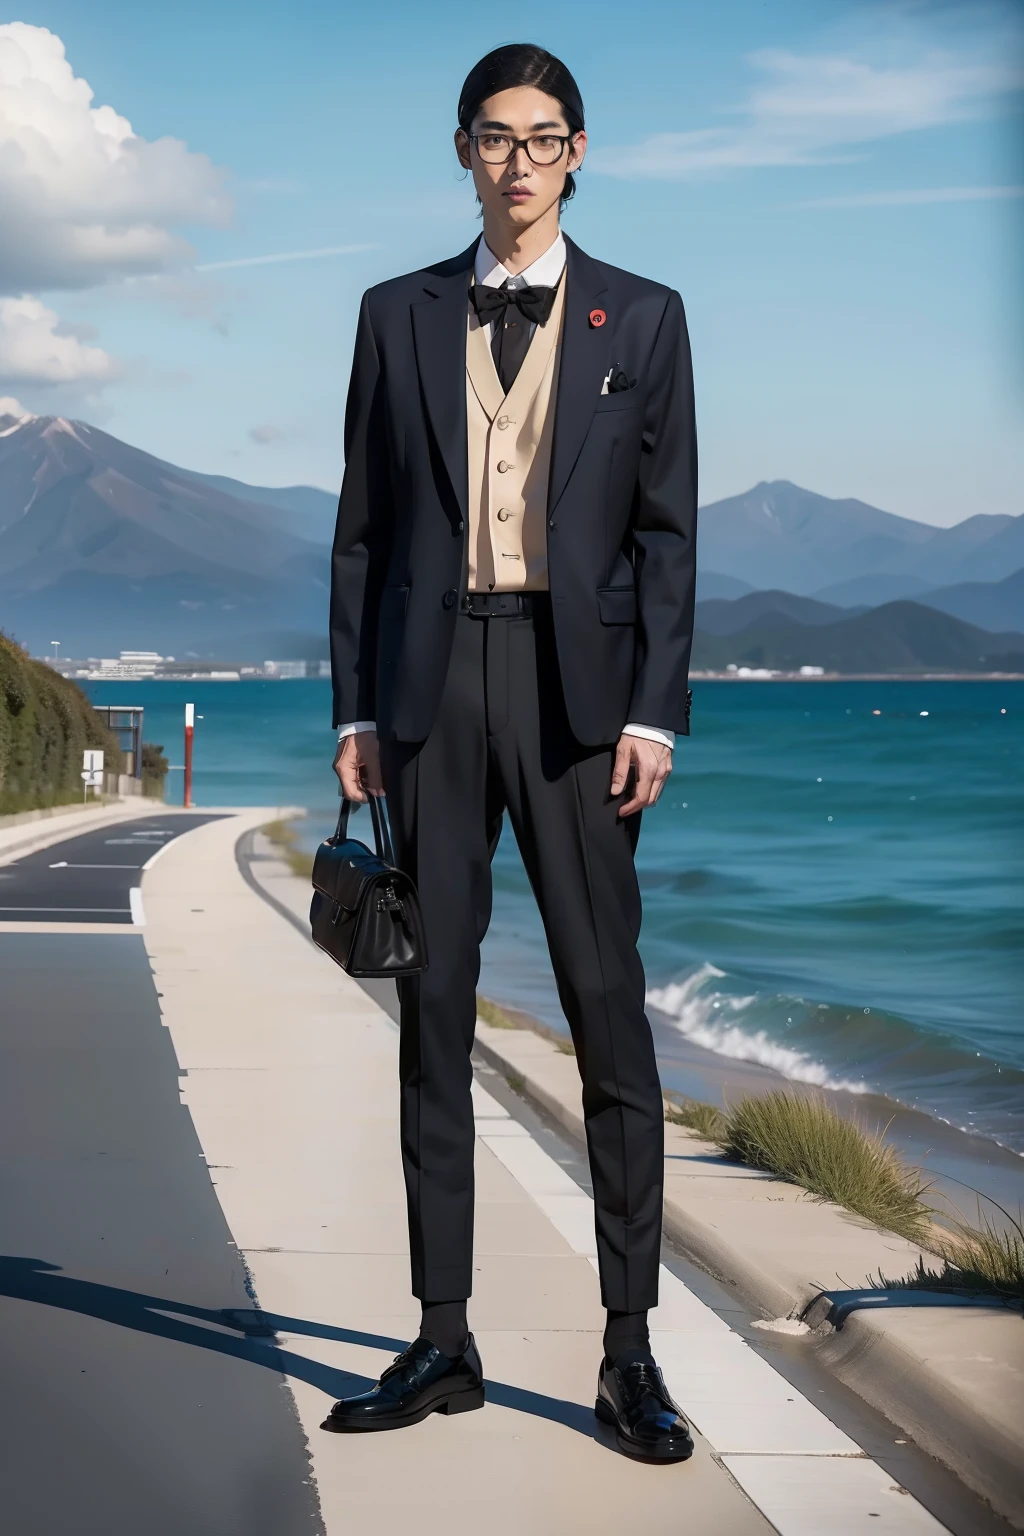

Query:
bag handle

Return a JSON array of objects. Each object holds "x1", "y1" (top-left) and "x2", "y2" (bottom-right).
[{"x1": 336, "y1": 795, "x2": 396, "y2": 865}]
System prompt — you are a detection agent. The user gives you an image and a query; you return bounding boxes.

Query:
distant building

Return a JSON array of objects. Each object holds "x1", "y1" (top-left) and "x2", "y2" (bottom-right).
[
  {"x1": 90, "y1": 650, "x2": 165, "y2": 679},
  {"x1": 263, "y1": 660, "x2": 306, "y2": 679},
  {"x1": 316, "y1": 659, "x2": 332, "y2": 679}
]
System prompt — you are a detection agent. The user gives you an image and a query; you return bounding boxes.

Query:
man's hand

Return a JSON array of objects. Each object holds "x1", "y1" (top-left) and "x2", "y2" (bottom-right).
[
  {"x1": 610, "y1": 734, "x2": 672, "y2": 817},
  {"x1": 333, "y1": 729, "x2": 383, "y2": 802}
]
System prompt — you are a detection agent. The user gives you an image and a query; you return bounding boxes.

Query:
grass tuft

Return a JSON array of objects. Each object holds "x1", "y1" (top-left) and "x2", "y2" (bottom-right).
[
  {"x1": 665, "y1": 1098, "x2": 727, "y2": 1140},
  {"x1": 720, "y1": 1091, "x2": 933, "y2": 1245},
  {"x1": 476, "y1": 994, "x2": 519, "y2": 1029},
  {"x1": 262, "y1": 818, "x2": 313, "y2": 880},
  {"x1": 877, "y1": 1205, "x2": 1024, "y2": 1306}
]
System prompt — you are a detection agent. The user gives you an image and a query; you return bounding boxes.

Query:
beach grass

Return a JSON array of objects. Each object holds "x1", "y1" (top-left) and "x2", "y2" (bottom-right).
[
  {"x1": 476, "y1": 994, "x2": 519, "y2": 1028},
  {"x1": 477, "y1": 994, "x2": 577, "y2": 1054},
  {"x1": 665, "y1": 1097, "x2": 727, "y2": 1140},
  {"x1": 666, "y1": 1089, "x2": 933, "y2": 1245},
  {"x1": 262, "y1": 817, "x2": 313, "y2": 880},
  {"x1": 876, "y1": 1206, "x2": 1024, "y2": 1306}
]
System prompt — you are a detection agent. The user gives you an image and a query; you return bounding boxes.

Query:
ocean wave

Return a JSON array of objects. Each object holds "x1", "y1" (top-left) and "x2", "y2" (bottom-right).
[{"x1": 648, "y1": 964, "x2": 868, "y2": 1094}]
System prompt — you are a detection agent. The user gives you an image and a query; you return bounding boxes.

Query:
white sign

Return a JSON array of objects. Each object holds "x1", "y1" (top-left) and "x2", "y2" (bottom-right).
[
  {"x1": 83, "y1": 749, "x2": 104, "y2": 771},
  {"x1": 80, "y1": 770, "x2": 104, "y2": 785}
]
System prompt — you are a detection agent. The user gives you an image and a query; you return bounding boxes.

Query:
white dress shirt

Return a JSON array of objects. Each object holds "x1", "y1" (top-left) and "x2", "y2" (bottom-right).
[{"x1": 338, "y1": 232, "x2": 675, "y2": 753}]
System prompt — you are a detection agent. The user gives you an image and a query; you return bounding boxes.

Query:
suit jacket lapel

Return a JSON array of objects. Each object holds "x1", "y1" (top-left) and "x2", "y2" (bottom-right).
[
  {"x1": 411, "y1": 242, "x2": 476, "y2": 523},
  {"x1": 548, "y1": 236, "x2": 611, "y2": 514}
]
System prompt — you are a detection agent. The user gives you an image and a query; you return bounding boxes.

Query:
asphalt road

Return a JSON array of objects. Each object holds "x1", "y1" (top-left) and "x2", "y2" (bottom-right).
[
  {"x1": 0, "y1": 826, "x2": 324, "y2": 1533},
  {"x1": 0, "y1": 812, "x2": 221, "y2": 923}
]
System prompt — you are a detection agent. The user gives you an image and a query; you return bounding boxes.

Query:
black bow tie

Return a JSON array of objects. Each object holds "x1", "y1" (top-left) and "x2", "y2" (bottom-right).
[{"x1": 470, "y1": 282, "x2": 559, "y2": 327}]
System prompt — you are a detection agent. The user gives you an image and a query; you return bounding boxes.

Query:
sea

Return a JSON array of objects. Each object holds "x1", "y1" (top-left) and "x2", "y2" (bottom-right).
[{"x1": 84, "y1": 677, "x2": 1024, "y2": 1174}]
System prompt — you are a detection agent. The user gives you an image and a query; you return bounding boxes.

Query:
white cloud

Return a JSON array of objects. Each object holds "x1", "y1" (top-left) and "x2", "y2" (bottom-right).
[
  {"x1": 0, "y1": 394, "x2": 28, "y2": 417},
  {"x1": 591, "y1": 48, "x2": 1022, "y2": 179},
  {"x1": 196, "y1": 243, "x2": 376, "y2": 272},
  {"x1": 0, "y1": 295, "x2": 120, "y2": 388},
  {"x1": 249, "y1": 423, "x2": 286, "y2": 445},
  {"x1": 0, "y1": 22, "x2": 230, "y2": 294}
]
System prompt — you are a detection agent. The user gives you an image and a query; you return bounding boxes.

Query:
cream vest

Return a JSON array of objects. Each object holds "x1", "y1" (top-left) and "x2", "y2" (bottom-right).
[{"x1": 465, "y1": 277, "x2": 567, "y2": 592}]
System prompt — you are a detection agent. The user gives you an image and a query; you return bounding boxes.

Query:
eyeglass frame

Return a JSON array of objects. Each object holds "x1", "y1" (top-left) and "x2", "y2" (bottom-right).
[{"x1": 467, "y1": 132, "x2": 578, "y2": 167}]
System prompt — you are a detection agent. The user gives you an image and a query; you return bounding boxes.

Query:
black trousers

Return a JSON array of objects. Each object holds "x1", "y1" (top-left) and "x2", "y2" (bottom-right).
[{"x1": 381, "y1": 604, "x2": 664, "y2": 1312}]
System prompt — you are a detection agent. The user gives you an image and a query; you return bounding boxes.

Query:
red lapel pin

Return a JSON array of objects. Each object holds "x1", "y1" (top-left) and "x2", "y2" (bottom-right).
[{"x1": 589, "y1": 308, "x2": 607, "y2": 328}]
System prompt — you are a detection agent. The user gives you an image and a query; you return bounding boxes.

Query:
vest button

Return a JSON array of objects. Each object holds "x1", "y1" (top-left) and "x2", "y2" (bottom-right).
[
  {"x1": 497, "y1": 460, "x2": 511, "y2": 473},
  {"x1": 442, "y1": 589, "x2": 458, "y2": 609},
  {"x1": 497, "y1": 508, "x2": 511, "y2": 522},
  {"x1": 496, "y1": 415, "x2": 513, "y2": 430}
]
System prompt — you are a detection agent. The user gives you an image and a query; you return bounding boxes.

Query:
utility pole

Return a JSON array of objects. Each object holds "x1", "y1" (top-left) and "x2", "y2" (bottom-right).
[{"x1": 184, "y1": 702, "x2": 194, "y2": 808}]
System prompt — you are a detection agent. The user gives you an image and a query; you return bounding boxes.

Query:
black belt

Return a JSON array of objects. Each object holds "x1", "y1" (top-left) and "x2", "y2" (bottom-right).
[{"x1": 461, "y1": 591, "x2": 550, "y2": 617}]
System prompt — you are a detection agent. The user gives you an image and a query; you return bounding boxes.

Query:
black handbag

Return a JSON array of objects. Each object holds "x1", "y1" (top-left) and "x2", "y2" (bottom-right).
[{"x1": 309, "y1": 796, "x2": 427, "y2": 978}]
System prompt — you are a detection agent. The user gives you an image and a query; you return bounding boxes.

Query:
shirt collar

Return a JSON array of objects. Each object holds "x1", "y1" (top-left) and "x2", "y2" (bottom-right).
[{"x1": 475, "y1": 231, "x2": 566, "y2": 290}]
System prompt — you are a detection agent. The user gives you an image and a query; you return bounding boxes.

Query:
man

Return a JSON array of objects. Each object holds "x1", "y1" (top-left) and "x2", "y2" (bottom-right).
[{"x1": 323, "y1": 43, "x2": 697, "y2": 1461}]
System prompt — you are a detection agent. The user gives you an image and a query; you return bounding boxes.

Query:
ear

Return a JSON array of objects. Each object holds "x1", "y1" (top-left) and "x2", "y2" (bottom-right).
[
  {"x1": 454, "y1": 129, "x2": 472, "y2": 171},
  {"x1": 567, "y1": 129, "x2": 588, "y2": 172}
]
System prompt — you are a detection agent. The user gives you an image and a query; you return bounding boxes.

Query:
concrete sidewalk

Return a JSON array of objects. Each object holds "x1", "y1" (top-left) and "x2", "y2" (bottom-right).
[{"x1": 141, "y1": 813, "x2": 959, "y2": 1534}]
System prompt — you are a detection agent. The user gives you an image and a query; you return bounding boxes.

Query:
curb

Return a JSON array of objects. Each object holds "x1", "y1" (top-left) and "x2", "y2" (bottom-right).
[{"x1": 475, "y1": 1019, "x2": 1024, "y2": 1529}]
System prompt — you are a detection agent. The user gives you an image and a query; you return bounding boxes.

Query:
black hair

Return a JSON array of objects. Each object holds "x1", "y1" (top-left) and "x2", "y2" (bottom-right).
[{"x1": 458, "y1": 44, "x2": 585, "y2": 204}]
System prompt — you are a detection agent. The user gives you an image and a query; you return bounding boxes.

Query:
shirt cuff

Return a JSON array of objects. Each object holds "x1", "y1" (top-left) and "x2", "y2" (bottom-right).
[
  {"x1": 622, "y1": 723, "x2": 676, "y2": 750},
  {"x1": 337, "y1": 720, "x2": 376, "y2": 741}
]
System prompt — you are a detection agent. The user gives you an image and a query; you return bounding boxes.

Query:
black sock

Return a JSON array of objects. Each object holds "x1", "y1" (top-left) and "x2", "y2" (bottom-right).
[
  {"x1": 603, "y1": 1308, "x2": 651, "y2": 1366},
  {"x1": 418, "y1": 1300, "x2": 469, "y2": 1359}
]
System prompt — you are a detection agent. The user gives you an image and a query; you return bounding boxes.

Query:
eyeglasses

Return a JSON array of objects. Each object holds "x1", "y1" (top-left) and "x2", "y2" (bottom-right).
[{"x1": 469, "y1": 132, "x2": 574, "y2": 167}]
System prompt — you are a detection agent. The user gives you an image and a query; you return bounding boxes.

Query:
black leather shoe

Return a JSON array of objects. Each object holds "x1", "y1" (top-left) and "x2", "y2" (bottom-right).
[
  {"x1": 321, "y1": 1335, "x2": 485, "y2": 1432},
  {"x1": 595, "y1": 1354, "x2": 694, "y2": 1461}
]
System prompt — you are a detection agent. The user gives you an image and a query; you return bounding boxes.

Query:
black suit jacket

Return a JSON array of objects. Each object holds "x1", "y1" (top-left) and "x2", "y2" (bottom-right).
[{"x1": 330, "y1": 235, "x2": 697, "y2": 746}]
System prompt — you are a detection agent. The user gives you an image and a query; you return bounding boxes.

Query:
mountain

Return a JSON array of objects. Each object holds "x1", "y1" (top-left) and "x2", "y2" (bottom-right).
[
  {"x1": 906, "y1": 566, "x2": 1024, "y2": 633},
  {"x1": 810, "y1": 573, "x2": 937, "y2": 607},
  {"x1": 695, "y1": 571, "x2": 756, "y2": 601},
  {"x1": 0, "y1": 414, "x2": 333, "y2": 656},
  {"x1": 180, "y1": 470, "x2": 337, "y2": 546},
  {"x1": 1, "y1": 414, "x2": 1021, "y2": 667},
  {"x1": 690, "y1": 600, "x2": 1024, "y2": 674},
  {"x1": 699, "y1": 481, "x2": 1022, "y2": 594},
  {"x1": 694, "y1": 589, "x2": 865, "y2": 637}
]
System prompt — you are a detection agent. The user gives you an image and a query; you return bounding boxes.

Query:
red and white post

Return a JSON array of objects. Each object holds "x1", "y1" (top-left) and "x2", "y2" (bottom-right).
[{"x1": 183, "y1": 702, "x2": 194, "y2": 808}]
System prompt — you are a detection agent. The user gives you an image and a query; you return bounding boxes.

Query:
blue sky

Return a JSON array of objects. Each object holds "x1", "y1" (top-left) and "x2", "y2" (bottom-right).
[{"x1": 1, "y1": 0, "x2": 1021, "y2": 525}]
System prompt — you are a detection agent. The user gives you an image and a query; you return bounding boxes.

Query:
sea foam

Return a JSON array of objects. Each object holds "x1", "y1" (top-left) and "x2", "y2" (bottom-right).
[{"x1": 647, "y1": 964, "x2": 869, "y2": 1094}]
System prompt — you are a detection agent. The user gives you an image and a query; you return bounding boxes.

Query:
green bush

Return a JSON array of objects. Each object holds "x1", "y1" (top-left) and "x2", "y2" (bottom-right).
[
  {"x1": 0, "y1": 634, "x2": 122, "y2": 814},
  {"x1": 141, "y1": 741, "x2": 169, "y2": 799}
]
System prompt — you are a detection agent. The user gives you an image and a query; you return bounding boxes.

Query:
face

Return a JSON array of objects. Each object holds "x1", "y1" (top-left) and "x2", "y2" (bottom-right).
[{"x1": 455, "y1": 86, "x2": 586, "y2": 233}]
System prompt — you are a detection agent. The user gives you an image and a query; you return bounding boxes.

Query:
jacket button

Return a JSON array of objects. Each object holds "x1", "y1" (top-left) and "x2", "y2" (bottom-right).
[
  {"x1": 548, "y1": 518, "x2": 557, "y2": 529},
  {"x1": 455, "y1": 520, "x2": 465, "y2": 533},
  {"x1": 442, "y1": 589, "x2": 458, "y2": 609}
]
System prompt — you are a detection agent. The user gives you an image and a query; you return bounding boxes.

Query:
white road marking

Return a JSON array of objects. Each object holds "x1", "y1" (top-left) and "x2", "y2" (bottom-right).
[
  {"x1": 129, "y1": 887, "x2": 146, "y2": 926},
  {"x1": 472, "y1": 1050, "x2": 950, "y2": 1535},
  {"x1": 104, "y1": 834, "x2": 174, "y2": 845},
  {"x1": 49, "y1": 863, "x2": 142, "y2": 870}
]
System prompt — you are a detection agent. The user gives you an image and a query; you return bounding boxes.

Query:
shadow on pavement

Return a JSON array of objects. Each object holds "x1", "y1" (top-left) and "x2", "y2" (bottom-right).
[{"x1": 0, "y1": 1255, "x2": 597, "y2": 1439}]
